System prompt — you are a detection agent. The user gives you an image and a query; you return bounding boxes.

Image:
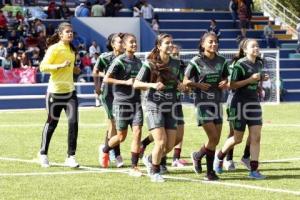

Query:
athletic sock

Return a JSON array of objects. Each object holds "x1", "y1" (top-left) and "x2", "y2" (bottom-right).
[
  {"x1": 226, "y1": 148, "x2": 234, "y2": 161},
  {"x1": 250, "y1": 160, "x2": 259, "y2": 171},
  {"x1": 141, "y1": 136, "x2": 152, "y2": 148},
  {"x1": 131, "y1": 152, "x2": 139, "y2": 168},
  {"x1": 173, "y1": 148, "x2": 181, "y2": 160},
  {"x1": 206, "y1": 148, "x2": 215, "y2": 173}
]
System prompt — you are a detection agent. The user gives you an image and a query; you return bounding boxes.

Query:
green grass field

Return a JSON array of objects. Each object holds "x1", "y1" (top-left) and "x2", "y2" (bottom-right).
[{"x1": 0, "y1": 103, "x2": 300, "y2": 200}]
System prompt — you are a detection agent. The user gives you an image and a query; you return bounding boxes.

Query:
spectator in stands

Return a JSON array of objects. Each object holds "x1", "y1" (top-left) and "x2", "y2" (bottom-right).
[
  {"x1": 133, "y1": 0, "x2": 143, "y2": 17},
  {"x1": 6, "y1": 40, "x2": 15, "y2": 55},
  {"x1": 3, "y1": 53, "x2": 12, "y2": 70},
  {"x1": 25, "y1": 33, "x2": 39, "y2": 52},
  {"x1": 20, "y1": 52, "x2": 32, "y2": 69},
  {"x1": 6, "y1": 11, "x2": 17, "y2": 32},
  {"x1": 16, "y1": 41, "x2": 26, "y2": 54},
  {"x1": 80, "y1": 51, "x2": 92, "y2": 82},
  {"x1": 151, "y1": 18, "x2": 159, "y2": 34},
  {"x1": 46, "y1": 23, "x2": 55, "y2": 36},
  {"x1": 16, "y1": 11, "x2": 24, "y2": 23},
  {"x1": 229, "y1": 0, "x2": 238, "y2": 28},
  {"x1": 37, "y1": 31, "x2": 47, "y2": 56},
  {"x1": 91, "y1": 51, "x2": 99, "y2": 67},
  {"x1": 30, "y1": 50, "x2": 41, "y2": 68},
  {"x1": 0, "y1": 10, "x2": 8, "y2": 38},
  {"x1": 59, "y1": 0, "x2": 72, "y2": 19},
  {"x1": 140, "y1": 0, "x2": 154, "y2": 23},
  {"x1": 263, "y1": 21, "x2": 278, "y2": 48},
  {"x1": 296, "y1": 22, "x2": 300, "y2": 53},
  {"x1": 11, "y1": 52, "x2": 21, "y2": 68},
  {"x1": 0, "y1": 42, "x2": 7, "y2": 58},
  {"x1": 75, "y1": 1, "x2": 90, "y2": 17},
  {"x1": 8, "y1": 30, "x2": 19, "y2": 46},
  {"x1": 47, "y1": 0, "x2": 58, "y2": 19},
  {"x1": 238, "y1": 0, "x2": 248, "y2": 38},
  {"x1": 207, "y1": 19, "x2": 221, "y2": 39},
  {"x1": 89, "y1": 40, "x2": 101, "y2": 57},
  {"x1": 245, "y1": 0, "x2": 254, "y2": 28},
  {"x1": 104, "y1": 0, "x2": 123, "y2": 17},
  {"x1": 34, "y1": 19, "x2": 46, "y2": 36},
  {"x1": 91, "y1": 0, "x2": 105, "y2": 17}
]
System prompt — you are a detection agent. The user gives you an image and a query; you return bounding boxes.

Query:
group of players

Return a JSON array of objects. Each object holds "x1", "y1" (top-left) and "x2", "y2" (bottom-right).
[{"x1": 37, "y1": 22, "x2": 268, "y2": 183}]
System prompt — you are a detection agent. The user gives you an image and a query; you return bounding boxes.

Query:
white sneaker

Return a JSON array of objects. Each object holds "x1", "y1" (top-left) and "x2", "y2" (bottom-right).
[
  {"x1": 172, "y1": 159, "x2": 185, "y2": 167},
  {"x1": 142, "y1": 155, "x2": 152, "y2": 175},
  {"x1": 129, "y1": 167, "x2": 143, "y2": 177},
  {"x1": 38, "y1": 153, "x2": 50, "y2": 168},
  {"x1": 65, "y1": 156, "x2": 80, "y2": 168},
  {"x1": 115, "y1": 155, "x2": 124, "y2": 168},
  {"x1": 150, "y1": 173, "x2": 165, "y2": 183},
  {"x1": 223, "y1": 160, "x2": 236, "y2": 171}
]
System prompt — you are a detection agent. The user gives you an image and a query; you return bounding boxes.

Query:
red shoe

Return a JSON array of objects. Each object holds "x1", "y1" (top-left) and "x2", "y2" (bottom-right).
[{"x1": 101, "y1": 152, "x2": 110, "y2": 168}]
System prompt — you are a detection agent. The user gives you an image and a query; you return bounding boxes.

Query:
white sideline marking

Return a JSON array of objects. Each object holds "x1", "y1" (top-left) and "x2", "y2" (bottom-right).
[
  {"x1": 0, "y1": 171, "x2": 101, "y2": 176},
  {"x1": 0, "y1": 157, "x2": 300, "y2": 196}
]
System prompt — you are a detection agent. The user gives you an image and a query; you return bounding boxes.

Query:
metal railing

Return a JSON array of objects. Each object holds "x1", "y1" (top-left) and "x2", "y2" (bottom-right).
[{"x1": 260, "y1": 0, "x2": 299, "y2": 37}]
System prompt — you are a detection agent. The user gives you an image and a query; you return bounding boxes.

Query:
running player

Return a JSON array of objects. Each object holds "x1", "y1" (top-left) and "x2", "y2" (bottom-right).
[
  {"x1": 214, "y1": 38, "x2": 268, "y2": 179},
  {"x1": 93, "y1": 33, "x2": 124, "y2": 168},
  {"x1": 184, "y1": 32, "x2": 229, "y2": 181},
  {"x1": 134, "y1": 33, "x2": 184, "y2": 182},
  {"x1": 38, "y1": 22, "x2": 80, "y2": 168},
  {"x1": 101, "y1": 33, "x2": 143, "y2": 176}
]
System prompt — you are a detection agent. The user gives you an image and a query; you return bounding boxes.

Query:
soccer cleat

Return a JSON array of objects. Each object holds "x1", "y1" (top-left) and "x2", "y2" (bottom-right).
[
  {"x1": 241, "y1": 157, "x2": 251, "y2": 170},
  {"x1": 223, "y1": 160, "x2": 236, "y2": 171},
  {"x1": 65, "y1": 155, "x2": 80, "y2": 168},
  {"x1": 129, "y1": 167, "x2": 143, "y2": 177},
  {"x1": 109, "y1": 149, "x2": 116, "y2": 162},
  {"x1": 142, "y1": 155, "x2": 152, "y2": 175},
  {"x1": 160, "y1": 165, "x2": 168, "y2": 174},
  {"x1": 248, "y1": 170, "x2": 266, "y2": 180},
  {"x1": 115, "y1": 155, "x2": 124, "y2": 168},
  {"x1": 38, "y1": 153, "x2": 50, "y2": 168},
  {"x1": 172, "y1": 159, "x2": 186, "y2": 167},
  {"x1": 213, "y1": 154, "x2": 224, "y2": 174},
  {"x1": 150, "y1": 173, "x2": 165, "y2": 183},
  {"x1": 190, "y1": 152, "x2": 202, "y2": 174},
  {"x1": 204, "y1": 171, "x2": 220, "y2": 181}
]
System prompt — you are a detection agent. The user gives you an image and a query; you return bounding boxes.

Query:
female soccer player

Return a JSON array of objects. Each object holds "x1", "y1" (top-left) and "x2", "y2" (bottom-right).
[
  {"x1": 134, "y1": 33, "x2": 184, "y2": 182},
  {"x1": 101, "y1": 33, "x2": 143, "y2": 176},
  {"x1": 93, "y1": 33, "x2": 124, "y2": 168},
  {"x1": 214, "y1": 38, "x2": 269, "y2": 179},
  {"x1": 139, "y1": 44, "x2": 188, "y2": 168},
  {"x1": 223, "y1": 39, "x2": 251, "y2": 171},
  {"x1": 38, "y1": 22, "x2": 80, "y2": 168},
  {"x1": 184, "y1": 32, "x2": 229, "y2": 181}
]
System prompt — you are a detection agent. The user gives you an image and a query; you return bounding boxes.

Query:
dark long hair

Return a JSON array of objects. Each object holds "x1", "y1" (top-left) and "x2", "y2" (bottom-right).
[
  {"x1": 46, "y1": 22, "x2": 76, "y2": 53},
  {"x1": 147, "y1": 33, "x2": 176, "y2": 83}
]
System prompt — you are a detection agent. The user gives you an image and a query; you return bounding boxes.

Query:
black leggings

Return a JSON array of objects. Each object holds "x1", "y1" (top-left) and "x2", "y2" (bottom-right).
[{"x1": 40, "y1": 91, "x2": 79, "y2": 156}]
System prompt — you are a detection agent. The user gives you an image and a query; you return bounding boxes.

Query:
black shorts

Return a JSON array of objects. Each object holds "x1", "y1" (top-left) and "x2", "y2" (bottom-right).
[
  {"x1": 113, "y1": 103, "x2": 143, "y2": 131},
  {"x1": 195, "y1": 102, "x2": 223, "y2": 126},
  {"x1": 145, "y1": 102, "x2": 177, "y2": 131},
  {"x1": 228, "y1": 97, "x2": 262, "y2": 132},
  {"x1": 175, "y1": 103, "x2": 185, "y2": 125}
]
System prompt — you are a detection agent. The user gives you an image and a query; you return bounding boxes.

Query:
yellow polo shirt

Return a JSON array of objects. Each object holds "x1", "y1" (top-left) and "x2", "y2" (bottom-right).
[{"x1": 40, "y1": 42, "x2": 75, "y2": 93}]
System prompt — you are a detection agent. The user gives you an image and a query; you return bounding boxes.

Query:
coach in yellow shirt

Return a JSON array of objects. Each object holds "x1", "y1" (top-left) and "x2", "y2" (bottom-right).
[{"x1": 38, "y1": 22, "x2": 80, "y2": 168}]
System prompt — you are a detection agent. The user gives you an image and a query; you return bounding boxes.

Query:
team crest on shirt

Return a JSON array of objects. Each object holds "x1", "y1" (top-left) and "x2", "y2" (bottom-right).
[{"x1": 50, "y1": 97, "x2": 53, "y2": 103}]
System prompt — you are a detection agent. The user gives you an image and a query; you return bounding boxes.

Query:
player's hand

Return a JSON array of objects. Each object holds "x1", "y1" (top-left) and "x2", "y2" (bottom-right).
[
  {"x1": 58, "y1": 60, "x2": 71, "y2": 69},
  {"x1": 154, "y1": 82, "x2": 165, "y2": 91},
  {"x1": 177, "y1": 83, "x2": 186, "y2": 92},
  {"x1": 218, "y1": 80, "x2": 228, "y2": 90},
  {"x1": 250, "y1": 73, "x2": 261, "y2": 82},
  {"x1": 73, "y1": 66, "x2": 81, "y2": 75},
  {"x1": 198, "y1": 83, "x2": 211, "y2": 91}
]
